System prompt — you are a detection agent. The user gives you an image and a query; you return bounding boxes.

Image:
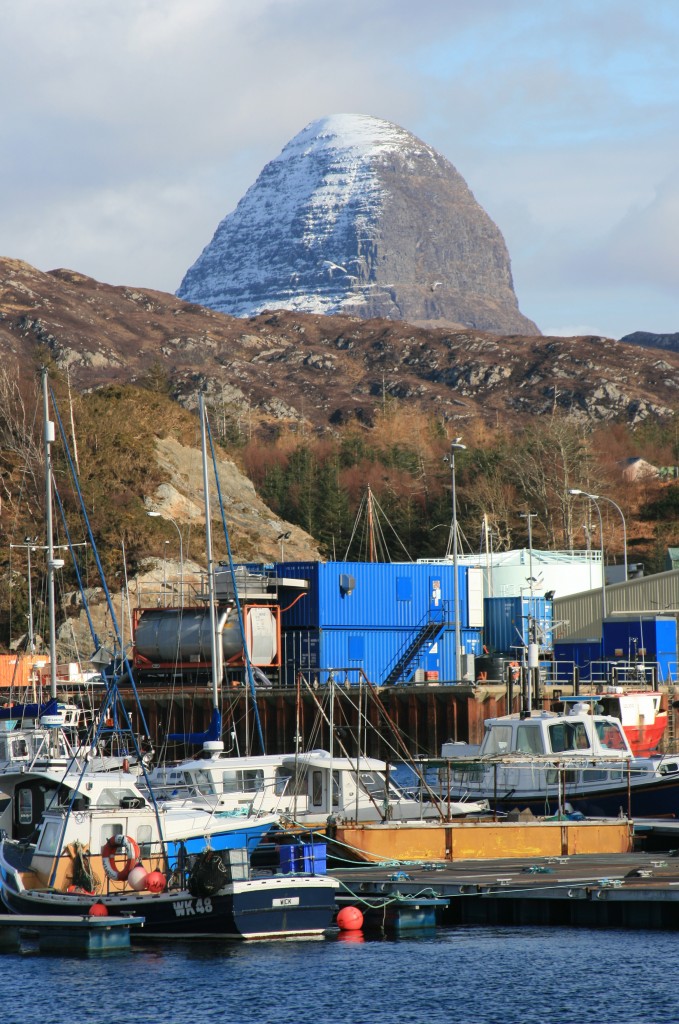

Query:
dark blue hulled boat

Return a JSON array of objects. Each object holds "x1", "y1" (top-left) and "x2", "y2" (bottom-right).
[
  {"x1": 0, "y1": 838, "x2": 339, "y2": 941},
  {"x1": 440, "y1": 704, "x2": 679, "y2": 820}
]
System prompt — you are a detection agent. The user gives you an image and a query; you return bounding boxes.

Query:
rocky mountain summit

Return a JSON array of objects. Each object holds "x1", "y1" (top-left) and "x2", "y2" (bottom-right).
[
  {"x1": 177, "y1": 113, "x2": 538, "y2": 335},
  {"x1": 0, "y1": 258, "x2": 677, "y2": 432}
]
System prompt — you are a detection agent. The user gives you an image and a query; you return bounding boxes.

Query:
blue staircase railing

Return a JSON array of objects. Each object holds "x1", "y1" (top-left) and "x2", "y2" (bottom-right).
[{"x1": 381, "y1": 601, "x2": 453, "y2": 686}]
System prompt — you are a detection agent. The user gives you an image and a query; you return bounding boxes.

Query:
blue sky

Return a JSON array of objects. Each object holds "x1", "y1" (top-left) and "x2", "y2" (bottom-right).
[{"x1": 2, "y1": 0, "x2": 679, "y2": 339}]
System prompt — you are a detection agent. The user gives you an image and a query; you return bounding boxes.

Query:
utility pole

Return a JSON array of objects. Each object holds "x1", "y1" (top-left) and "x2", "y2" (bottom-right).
[{"x1": 519, "y1": 511, "x2": 538, "y2": 714}]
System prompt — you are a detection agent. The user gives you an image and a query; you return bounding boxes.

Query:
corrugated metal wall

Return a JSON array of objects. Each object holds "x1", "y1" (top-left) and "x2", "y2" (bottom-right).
[
  {"x1": 276, "y1": 561, "x2": 472, "y2": 630},
  {"x1": 554, "y1": 568, "x2": 679, "y2": 640},
  {"x1": 484, "y1": 596, "x2": 553, "y2": 653},
  {"x1": 280, "y1": 626, "x2": 484, "y2": 686}
]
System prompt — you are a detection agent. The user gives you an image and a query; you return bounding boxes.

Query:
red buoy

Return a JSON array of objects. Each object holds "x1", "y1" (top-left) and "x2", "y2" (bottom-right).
[
  {"x1": 88, "y1": 902, "x2": 109, "y2": 917},
  {"x1": 145, "y1": 870, "x2": 167, "y2": 894},
  {"x1": 337, "y1": 905, "x2": 363, "y2": 931}
]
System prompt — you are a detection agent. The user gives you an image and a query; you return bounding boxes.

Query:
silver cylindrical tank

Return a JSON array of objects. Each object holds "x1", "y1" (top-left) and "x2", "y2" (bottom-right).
[{"x1": 134, "y1": 608, "x2": 242, "y2": 663}]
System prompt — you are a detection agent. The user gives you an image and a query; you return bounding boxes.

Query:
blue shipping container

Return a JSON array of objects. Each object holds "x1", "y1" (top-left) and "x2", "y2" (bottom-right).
[
  {"x1": 483, "y1": 596, "x2": 553, "y2": 654},
  {"x1": 273, "y1": 561, "x2": 476, "y2": 631},
  {"x1": 553, "y1": 639, "x2": 603, "y2": 683},
  {"x1": 281, "y1": 626, "x2": 483, "y2": 686},
  {"x1": 602, "y1": 616, "x2": 677, "y2": 683}
]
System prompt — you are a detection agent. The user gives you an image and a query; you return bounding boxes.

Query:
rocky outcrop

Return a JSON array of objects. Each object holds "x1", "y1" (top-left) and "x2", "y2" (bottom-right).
[
  {"x1": 177, "y1": 114, "x2": 538, "y2": 335},
  {"x1": 1, "y1": 258, "x2": 677, "y2": 431}
]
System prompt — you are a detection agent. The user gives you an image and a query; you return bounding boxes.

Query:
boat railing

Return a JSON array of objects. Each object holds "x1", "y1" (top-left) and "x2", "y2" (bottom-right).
[{"x1": 538, "y1": 658, "x2": 662, "y2": 689}]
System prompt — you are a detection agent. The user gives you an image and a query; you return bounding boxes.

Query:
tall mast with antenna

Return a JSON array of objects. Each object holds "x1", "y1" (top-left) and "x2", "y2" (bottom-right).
[
  {"x1": 200, "y1": 393, "x2": 224, "y2": 753},
  {"x1": 42, "y1": 368, "x2": 60, "y2": 702}
]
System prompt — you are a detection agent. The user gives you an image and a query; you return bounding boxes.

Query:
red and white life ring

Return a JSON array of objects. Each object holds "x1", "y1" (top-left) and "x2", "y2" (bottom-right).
[
  {"x1": 509, "y1": 661, "x2": 520, "y2": 683},
  {"x1": 101, "y1": 833, "x2": 140, "y2": 882}
]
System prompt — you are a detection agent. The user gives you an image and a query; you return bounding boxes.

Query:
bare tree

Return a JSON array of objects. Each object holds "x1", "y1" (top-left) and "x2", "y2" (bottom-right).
[{"x1": 508, "y1": 416, "x2": 593, "y2": 549}]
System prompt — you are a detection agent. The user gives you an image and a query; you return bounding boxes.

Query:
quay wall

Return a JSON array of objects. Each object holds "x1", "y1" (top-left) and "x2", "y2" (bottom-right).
[{"x1": 119, "y1": 682, "x2": 677, "y2": 760}]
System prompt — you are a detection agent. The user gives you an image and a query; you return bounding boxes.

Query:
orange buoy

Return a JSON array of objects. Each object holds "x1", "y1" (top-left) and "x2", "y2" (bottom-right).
[
  {"x1": 337, "y1": 905, "x2": 363, "y2": 931},
  {"x1": 88, "y1": 902, "x2": 109, "y2": 917},
  {"x1": 145, "y1": 870, "x2": 167, "y2": 893}
]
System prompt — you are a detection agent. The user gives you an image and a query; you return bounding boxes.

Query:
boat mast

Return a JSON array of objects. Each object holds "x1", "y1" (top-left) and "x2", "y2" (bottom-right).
[
  {"x1": 200, "y1": 394, "x2": 224, "y2": 752},
  {"x1": 42, "y1": 368, "x2": 59, "y2": 702},
  {"x1": 367, "y1": 485, "x2": 375, "y2": 563}
]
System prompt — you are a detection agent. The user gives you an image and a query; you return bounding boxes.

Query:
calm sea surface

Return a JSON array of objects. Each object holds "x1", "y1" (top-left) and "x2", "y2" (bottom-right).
[{"x1": 4, "y1": 925, "x2": 677, "y2": 1024}]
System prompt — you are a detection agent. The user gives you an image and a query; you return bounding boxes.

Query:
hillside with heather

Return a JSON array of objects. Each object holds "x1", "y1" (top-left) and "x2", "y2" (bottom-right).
[{"x1": 1, "y1": 256, "x2": 679, "y2": 655}]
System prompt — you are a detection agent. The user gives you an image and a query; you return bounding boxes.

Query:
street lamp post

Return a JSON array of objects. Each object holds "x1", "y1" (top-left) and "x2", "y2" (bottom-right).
[
  {"x1": 570, "y1": 489, "x2": 627, "y2": 582},
  {"x1": 569, "y1": 489, "x2": 607, "y2": 619},
  {"x1": 9, "y1": 538, "x2": 39, "y2": 653},
  {"x1": 146, "y1": 510, "x2": 184, "y2": 607},
  {"x1": 446, "y1": 439, "x2": 466, "y2": 682}
]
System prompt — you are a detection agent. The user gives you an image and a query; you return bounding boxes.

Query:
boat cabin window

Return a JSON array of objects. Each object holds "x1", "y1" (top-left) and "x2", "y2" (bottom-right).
[
  {"x1": 52, "y1": 784, "x2": 90, "y2": 811},
  {"x1": 515, "y1": 725, "x2": 544, "y2": 755},
  {"x1": 0, "y1": 737, "x2": 6, "y2": 760},
  {"x1": 358, "y1": 771, "x2": 388, "y2": 801},
  {"x1": 594, "y1": 721, "x2": 627, "y2": 751},
  {"x1": 312, "y1": 770, "x2": 323, "y2": 807},
  {"x1": 95, "y1": 788, "x2": 140, "y2": 808},
  {"x1": 481, "y1": 724, "x2": 513, "y2": 755},
  {"x1": 283, "y1": 766, "x2": 310, "y2": 799},
  {"x1": 136, "y1": 824, "x2": 153, "y2": 859},
  {"x1": 583, "y1": 768, "x2": 623, "y2": 784},
  {"x1": 548, "y1": 721, "x2": 589, "y2": 753},
  {"x1": 241, "y1": 770, "x2": 264, "y2": 794},
  {"x1": 100, "y1": 823, "x2": 123, "y2": 849},
  {"x1": 217, "y1": 769, "x2": 265, "y2": 795},
  {"x1": 10, "y1": 737, "x2": 29, "y2": 759},
  {"x1": 192, "y1": 770, "x2": 217, "y2": 796},
  {"x1": 38, "y1": 820, "x2": 63, "y2": 855},
  {"x1": 546, "y1": 769, "x2": 579, "y2": 785},
  {"x1": 274, "y1": 767, "x2": 291, "y2": 796}
]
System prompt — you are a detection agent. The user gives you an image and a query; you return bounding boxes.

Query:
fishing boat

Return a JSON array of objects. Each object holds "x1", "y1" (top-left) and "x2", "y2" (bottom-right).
[
  {"x1": 0, "y1": 819, "x2": 339, "y2": 940},
  {"x1": 575, "y1": 690, "x2": 668, "y2": 756},
  {"x1": 439, "y1": 702, "x2": 679, "y2": 819},
  {"x1": 146, "y1": 747, "x2": 489, "y2": 825},
  {"x1": 0, "y1": 387, "x2": 340, "y2": 940}
]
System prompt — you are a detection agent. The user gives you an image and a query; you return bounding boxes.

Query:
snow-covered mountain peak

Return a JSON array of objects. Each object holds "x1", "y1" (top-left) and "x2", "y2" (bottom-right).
[
  {"x1": 177, "y1": 114, "x2": 538, "y2": 334},
  {"x1": 281, "y1": 113, "x2": 431, "y2": 163}
]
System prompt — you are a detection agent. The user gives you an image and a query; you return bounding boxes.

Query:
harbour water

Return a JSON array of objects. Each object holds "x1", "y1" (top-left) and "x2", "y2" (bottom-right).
[{"x1": 3, "y1": 925, "x2": 676, "y2": 1024}]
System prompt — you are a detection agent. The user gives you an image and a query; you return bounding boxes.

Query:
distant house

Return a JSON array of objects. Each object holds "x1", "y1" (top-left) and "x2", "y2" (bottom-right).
[
  {"x1": 619, "y1": 457, "x2": 659, "y2": 483},
  {"x1": 666, "y1": 547, "x2": 679, "y2": 572}
]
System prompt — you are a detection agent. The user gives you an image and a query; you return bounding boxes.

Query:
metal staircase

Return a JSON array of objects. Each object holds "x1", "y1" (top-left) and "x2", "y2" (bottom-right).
[{"x1": 381, "y1": 604, "x2": 451, "y2": 686}]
